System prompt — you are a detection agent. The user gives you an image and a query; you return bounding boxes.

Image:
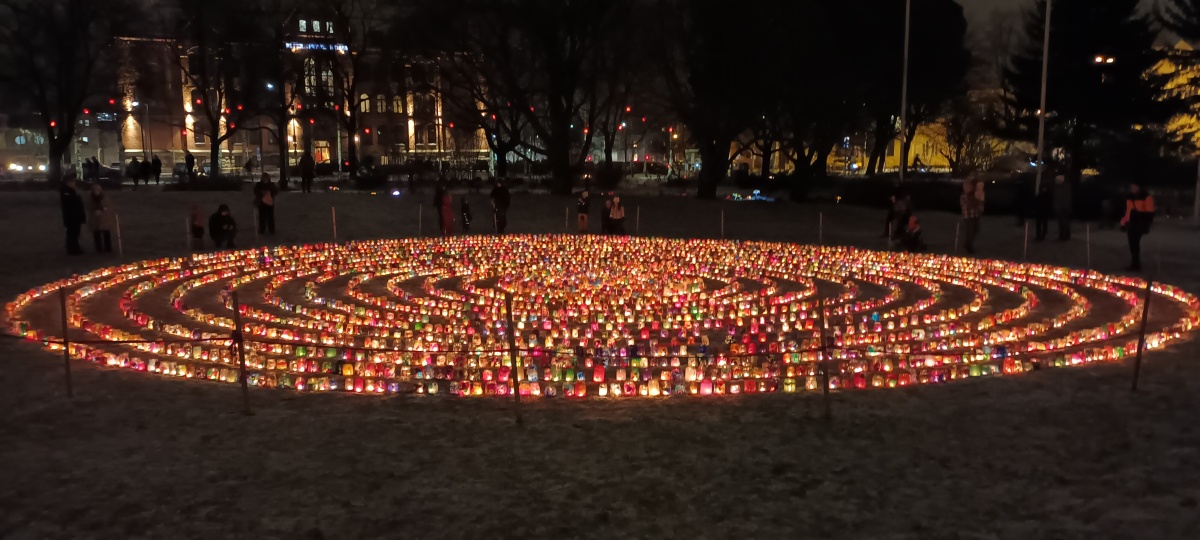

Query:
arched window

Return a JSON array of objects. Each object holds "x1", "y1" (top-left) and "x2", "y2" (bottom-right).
[
  {"x1": 359, "y1": 94, "x2": 370, "y2": 113},
  {"x1": 320, "y1": 65, "x2": 333, "y2": 95},
  {"x1": 303, "y1": 58, "x2": 316, "y2": 96},
  {"x1": 392, "y1": 95, "x2": 404, "y2": 114},
  {"x1": 375, "y1": 95, "x2": 386, "y2": 113}
]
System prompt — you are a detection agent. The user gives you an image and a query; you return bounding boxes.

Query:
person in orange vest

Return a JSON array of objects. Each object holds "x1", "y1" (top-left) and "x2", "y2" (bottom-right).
[{"x1": 1120, "y1": 182, "x2": 1155, "y2": 272}]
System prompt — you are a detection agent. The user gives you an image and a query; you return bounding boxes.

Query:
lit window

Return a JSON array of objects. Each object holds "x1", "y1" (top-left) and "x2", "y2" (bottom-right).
[
  {"x1": 81, "y1": 136, "x2": 90, "y2": 143},
  {"x1": 359, "y1": 94, "x2": 370, "y2": 113},
  {"x1": 320, "y1": 66, "x2": 333, "y2": 95},
  {"x1": 304, "y1": 58, "x2": 316, "y2": 96},
  {"x1": 375, "y1": 94, "x2": 386, "y2": 113},
  {"x1": 392, "y1": 95, "x2": 403, "y2": 113},
  {"x1": 14, "y1": 135, "x2": 26, "y2": 145},
  {"x1": 299, "y1": 19, "x2": 307, "y2": 32},
  {"x1": 327, "y1": 22, "x2": 334, "y2": 34},
  {"x1": 313, "y1": 21, "x2": 321, "y2": 32}
]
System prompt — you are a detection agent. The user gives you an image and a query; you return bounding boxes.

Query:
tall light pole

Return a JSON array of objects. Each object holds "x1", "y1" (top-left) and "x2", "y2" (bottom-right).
[
  {"x1": 898, "y1": 0, "x2": 912, "y2": 182},
  {"x1": 1034, "y1": 0, "x2": 1053, "y2": 195}
]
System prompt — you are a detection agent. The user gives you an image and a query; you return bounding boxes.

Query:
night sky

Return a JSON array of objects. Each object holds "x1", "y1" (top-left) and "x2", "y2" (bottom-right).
[{"x1": 961, "y1": 0, "x2": 1029, "y2": 28}]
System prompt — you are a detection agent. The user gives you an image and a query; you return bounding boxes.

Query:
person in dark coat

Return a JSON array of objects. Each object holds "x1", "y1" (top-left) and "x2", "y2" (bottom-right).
[
  {"x1": 1053, "y1": 174, "x2": 1073, "y2": 241},
  {"x1": 151, "y1": 155, "x2": 163, "y2": 185},
  {"x1": 299, "y1": 151, "x2": 316, "y2": 193},
  {"x1": 60, "y1": 173, "x2": 86, "y2": 255},
  {"x1": 209, "y1": 204, "x2": 237, "y2": 249},
  {"x1": 185, "y1": 152, "x2": 196, "y2": 180},
  {"x1": 490, "y1": 179, "x2": 511, "y2": 234},
  {"x1": 127, "y1": 157, "x2": 142, "y2": 187},
  {"x1": 1121, "y1": 183, "x2": 1155, "y2": 272},
  {"x1": 253, "y1": 172, "x2": 279, "y2": 234}
]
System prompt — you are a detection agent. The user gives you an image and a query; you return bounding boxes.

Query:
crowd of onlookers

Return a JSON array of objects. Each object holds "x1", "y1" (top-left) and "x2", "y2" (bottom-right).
[{"x1": 56, "y1": 166, "x2": 1161, "y2": 273}]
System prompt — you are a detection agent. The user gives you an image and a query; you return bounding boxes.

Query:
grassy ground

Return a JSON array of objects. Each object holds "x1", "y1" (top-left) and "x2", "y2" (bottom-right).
[{"x1": 1, "y1": 188, "x2": 1199, "y2": 539}]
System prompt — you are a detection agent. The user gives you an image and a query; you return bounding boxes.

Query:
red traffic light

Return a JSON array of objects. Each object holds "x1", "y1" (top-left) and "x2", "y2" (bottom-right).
[
  {"x1": 49, "y1": 121, "x2": 57, "y2": 128},
  {"x1": 181, "y1": 129, "x2": 188, "y2": 135},
  {"x1": 108, "y1": 99, "x2": 116, "y2": 105},
  {"x1": 83, "y1": 108, "x2": 90, "y2": 115},
  {"x1": 364, "y1": 128, "x2": 371, "y2": 134},
  {"x1": 448, "y1": 122, "x2": 455, "y2": 129},
  {"x1": 236, "y1": 104, "x2": 243, "y2": 111},
  {"x1": 309, "y1": 118, "x2": 315, "y2": 124},
  {"x1": 625, "y1": 106, "x2": 631, "y2": 113}
]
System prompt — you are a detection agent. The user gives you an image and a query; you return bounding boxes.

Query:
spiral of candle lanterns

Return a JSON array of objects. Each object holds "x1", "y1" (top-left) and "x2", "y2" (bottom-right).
[{"x1": 4, "y1": 236, "x2": 1197, "y2": 398}]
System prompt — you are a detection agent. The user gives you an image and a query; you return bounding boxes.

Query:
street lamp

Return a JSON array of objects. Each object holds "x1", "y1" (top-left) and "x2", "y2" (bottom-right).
[{"x1": 1034, "y1": 0, "x2": 1053, "y2": 195}]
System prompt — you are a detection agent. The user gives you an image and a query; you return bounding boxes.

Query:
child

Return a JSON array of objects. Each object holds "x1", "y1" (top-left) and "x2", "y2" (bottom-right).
[
  {"x1": 189, "y1": 205, "x2": 205, "y2": 250},
  {"x1": 460, "y1": 196, "x2": 472, "y2": 232},
  {"x1": 901, "y1": 215, "x2": 925, "y2": 253}
]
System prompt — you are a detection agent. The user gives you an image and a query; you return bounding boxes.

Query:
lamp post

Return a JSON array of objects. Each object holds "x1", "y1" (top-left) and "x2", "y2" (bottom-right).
[
  {"x1": 898, "y1": 0, "x2": 912, "y2": 181},
  {"x1": 1034, "y1": 0, "x2": 1053, "y2": 195}
]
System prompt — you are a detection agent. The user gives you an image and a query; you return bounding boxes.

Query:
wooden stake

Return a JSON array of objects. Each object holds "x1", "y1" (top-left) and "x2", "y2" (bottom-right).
[
  {"x1": 1131, "y1": 279, "x2": 1153, "y2": 391},
  {"x1": 504, "y1": 292, "x2": 524, "y2": 426},
  {"x1": 1023, "y1": 222, "x2": 1030, "y2": 260},
  {"x1": 818, "y1": 296, "x2": 831, "y2": 424},
  {"x1": 331, "y1": 206, "x2": 338, "y2": 242},
  {"x1": 954, "y1": 221, "x2": 961, "y2": 255},
  {"x1": 59, "y1": 287, "x2": 73, "y2": 398},
  {"x1": 231, "y1": 290, "x2": 252, "y2": 415},
  {"x1": 1086, "y1": 223, "x2": 1092, "y2": 270},
  {"x1": 114, "y1": 213, "x2": 124, "y2": 257}
]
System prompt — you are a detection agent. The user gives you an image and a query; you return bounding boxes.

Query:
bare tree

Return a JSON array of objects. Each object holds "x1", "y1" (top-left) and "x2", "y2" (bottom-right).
[
  {"x1": 168, "y1": 0, "x2": 266, "y2": 179},
  {"x1": 0, "y1": 0, "x2": 137, "y2": 182}
]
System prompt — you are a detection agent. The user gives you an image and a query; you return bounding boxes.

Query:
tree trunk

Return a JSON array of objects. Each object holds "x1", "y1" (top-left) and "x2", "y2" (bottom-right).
[
  {"x1": 815, "y1": 145, "x2": 832, "y2": 178},
  {"x1": 348, "y1": 137, "x2": 359, "y2": 181},
  {"x1": 277, "y1": 123, "x2": 290, "y2": 186},
  {"x1": 210, "y1": 138, "x2": 221, "y2": 180},
  {"x1": 696, "y1": 140, "x2": 727, "y2": 199},
  {"x1": 603, "y1": 131, "x2": 616, "y2": 164},
  {"x1": 759, "y1": 142, "x2": 773, "y2": 178},
  {"x1": 47, "y1": 135, "x2": 70, "y2": 183}
]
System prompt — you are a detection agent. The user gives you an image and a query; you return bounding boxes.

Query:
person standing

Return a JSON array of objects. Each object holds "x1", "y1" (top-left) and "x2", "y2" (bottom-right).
[
  {"x1": 189, "y1": 205, "x2": 206, "y2": 250},
  {"x1": 127, "y1": 156, "x2": 142, "y2": 188},
  {"x1": 60, "y1": 173, "x2": 86, "y2": 255},
  {"x1": 299, "y1": 150, "x2": 316, "y2": 193},
  {"x1": 440, "y1": 191, "x2": 455, "y2": 235},
  {"x1": 1121, "y1": 183, "x2": 1155, "y2": 272},
  {"x1": 608, "y1": 196, "x2": 626, "y2": 235},
  {"x1": 151, "y1": 155, "x2": 163, "y2": 185},
  {"x1": 577, "y1": 190, "x2": 591, "y2": 233},
  {"x1": 185, "y1": 152, "x2": 196, "y2": 182},
  {"x1": 253, "y1": 172, "x2": 278, "y2": 235},
  {"x1": 1053, "y1": 174, "x2": 1073, "y2": 241},
  {"x1": 209, "y1": 204, "x2": 237, "y2": 249},
  {"x1": 490, "y1": 179, "x2": 511, "y2": 234},
  {"x1": 959, "y1": 178, "x2": 984, "y2": 254},
  {"x1": 87, "y1": 184, "x2": 114, "y2": 253},
  {"x1": 460, "y1": 196, "x2": 472, "y2": 232}
]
